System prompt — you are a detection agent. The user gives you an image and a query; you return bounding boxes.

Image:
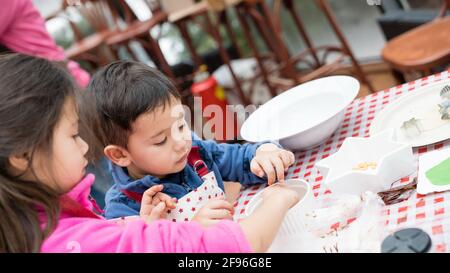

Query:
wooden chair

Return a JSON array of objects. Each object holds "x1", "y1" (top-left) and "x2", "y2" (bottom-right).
[
  {"x1": 227, "y1": 0, "x2": 375, "y2": 99},
  {"x1": 382, "y1": 0, "x2": 450, "y2": 78},
  {"x1": 48, "y1": 0, "x2": 174, "y2": 78},
  {"x1": 45, "y1": 0, "x2": 122, "y2": 69},
  {"x1": 226, "y1": 0, "x2": 300, "y2": 99},
  {"x1": 160, "y1": 0, "x2": 251, "y2": 105},
  {"x1": 104, "y1": 0, "x2": 175, "y2": 79},
  {"x1": 270, "y1": 0, "x2": 375, "y2": 93}
]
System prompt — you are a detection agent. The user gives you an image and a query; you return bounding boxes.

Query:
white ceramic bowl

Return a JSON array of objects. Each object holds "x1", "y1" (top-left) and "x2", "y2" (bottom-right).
[
  {"x1": 315, "y1": 130, "x2": 415, "y2": 196},
  {"x1": 241, "y1": 76, "x2": 360, "y2": 150},
  {"x1": 245, "y1": 179, "x2": 314, "y2": 237}
]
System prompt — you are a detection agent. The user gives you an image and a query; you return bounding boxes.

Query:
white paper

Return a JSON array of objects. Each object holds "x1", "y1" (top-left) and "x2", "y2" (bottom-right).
[{"x1": 417, "y1": 147, "x2": 450, "y2": 194}]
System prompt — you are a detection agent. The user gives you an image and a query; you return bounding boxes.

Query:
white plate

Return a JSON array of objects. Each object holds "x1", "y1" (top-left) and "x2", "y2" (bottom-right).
[
  {"x1": 417, "y1": 147, "x2": 450, "y2": 194},
  {"x1": 370, "y1": 79, "x2": 450, "y2": 148},
  {"x1": 241, "y1": 76, "x2": 359, "y2": 150}
]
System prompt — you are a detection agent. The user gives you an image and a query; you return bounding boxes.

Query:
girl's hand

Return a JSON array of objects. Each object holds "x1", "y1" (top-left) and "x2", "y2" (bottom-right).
[
  {"x1": 251, "y1": 143, "x2": 295, "y2": 185},
  {"x1": 192, "y1": 198, "x2": 234, "y2": 227},
  {"x1": 261, "y1": 183, "x2": 300, "y2": 209},
  {"x1": 140, "y1": 185, "x2": 177, "y2": 220}
]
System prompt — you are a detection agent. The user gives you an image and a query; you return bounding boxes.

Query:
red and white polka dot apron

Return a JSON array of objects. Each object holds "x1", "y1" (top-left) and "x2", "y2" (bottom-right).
[
  {"x1": 166, "y1": 170, "x2": 224, "y2": 222},
  {"x1": 120, "y1": 146, "x2": 224, "y2": 222}
]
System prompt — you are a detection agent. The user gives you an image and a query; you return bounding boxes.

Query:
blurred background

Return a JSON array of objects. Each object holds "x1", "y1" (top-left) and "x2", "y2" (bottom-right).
[{"x1": 24, "y1": 0, "x2": 449, "y2": 206}]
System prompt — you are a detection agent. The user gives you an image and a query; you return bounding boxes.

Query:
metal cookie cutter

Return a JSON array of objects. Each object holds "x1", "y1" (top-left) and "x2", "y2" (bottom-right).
[
  {"x1": 438, "y1": 85, "x2": 450, "y2": 120},
  {"x1": 400, "y1": 117, "x2": 424, "y2": 138}
]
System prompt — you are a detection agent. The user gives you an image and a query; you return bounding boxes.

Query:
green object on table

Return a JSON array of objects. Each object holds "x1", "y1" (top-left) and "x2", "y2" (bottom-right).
[{"x1": 426, "y1": 157, "x2": 450, "y2": 186}]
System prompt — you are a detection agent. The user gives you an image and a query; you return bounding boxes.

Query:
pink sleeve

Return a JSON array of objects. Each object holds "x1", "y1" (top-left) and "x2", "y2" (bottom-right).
[
  {"x1": 0, "y1": 0, "x2": 65, "y2": 60},
  {"x1": 0, "y1": 0, "x2": 90, "y2": 87},
  {"x1": 42, "y1": 218, "x2": 252, "y2": 253},
  {"x1": 0, "y1": 0, "x2": 19, "y2": 36},
  {"x1": 149, "y1": 220, "x2": 253, "y2": 253},
  {"x1": 67, "y1": 60, "x2": 90, "y2": 88}
]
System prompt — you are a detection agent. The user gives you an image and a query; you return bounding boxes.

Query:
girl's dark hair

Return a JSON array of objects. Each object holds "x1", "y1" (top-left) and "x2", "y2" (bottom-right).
[
  {"x1": 0, "y1": 54, "x2": 77, "y2": 252},
  {"x1": 86, "y1": 60, "x2": 180, "y2": 153}
]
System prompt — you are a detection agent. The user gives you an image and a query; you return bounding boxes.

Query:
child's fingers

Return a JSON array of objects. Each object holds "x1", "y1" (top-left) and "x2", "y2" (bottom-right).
[
  {"x1": 205, "y1": 199, "x2": 234, "y2": 213},
  {"x1": 140, "y1": 203, "x2": 155, "y2": 218},
  {"x1": 288, "y1": 151, "x2": 295, "y2": 165},
  {"x1": 146, "y1": 184, "x2": 164, "y2": 196},
  {"x1": 208, "y1": 208, "x2": 234, "y2": 220},
  {"x1": 169, "y1": 198, "x2": 177, "y2": 208},
  {"x1": 147, "y1": 202, "x2": 166, "y2": 222},
  {"x1": 165, "y1": 199, "x2": 176, "y2": 209},
  {"x1": 151, "y1": 196, "x2": 161, "y2": 206},
  {"x1": 154, "y1": 193, "x2": 177, "y2": 209},
  {"x1": 259, "y1": 159, "x2": 276, "y2": 185},
  {"x1": 279, "y1": 152, "x2": 292, "y2": 170},
  {"x1": 142, "y1": 185, "x2": 164, "y2": 204},
  {"x1": 270, "y1": 157, "x2": 285, "y2": 182},
  {"x1": 250, "y1": 160, "x2": 265, "y2": 178}
]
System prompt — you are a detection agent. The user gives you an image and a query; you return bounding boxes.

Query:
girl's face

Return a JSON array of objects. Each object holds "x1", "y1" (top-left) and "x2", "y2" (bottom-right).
[{"x1": 34, "y1": 99, "x2": 89, "y2": 193}]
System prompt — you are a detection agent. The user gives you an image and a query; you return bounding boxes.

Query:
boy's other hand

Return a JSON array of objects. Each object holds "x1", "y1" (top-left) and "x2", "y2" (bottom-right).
[{"x1": 251, "y1": 143, "x2": 295, "y2": 185}]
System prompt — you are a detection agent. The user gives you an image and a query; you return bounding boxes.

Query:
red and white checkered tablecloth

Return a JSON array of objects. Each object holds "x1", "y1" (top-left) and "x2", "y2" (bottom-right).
[{"x1": 234, "y1": 69, "x2": 450, "y2": 253}]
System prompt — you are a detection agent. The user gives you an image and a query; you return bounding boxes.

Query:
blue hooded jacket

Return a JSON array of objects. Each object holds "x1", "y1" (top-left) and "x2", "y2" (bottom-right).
[{"x1": 104, "y1": 133, "x2": 273, "y2": 219}]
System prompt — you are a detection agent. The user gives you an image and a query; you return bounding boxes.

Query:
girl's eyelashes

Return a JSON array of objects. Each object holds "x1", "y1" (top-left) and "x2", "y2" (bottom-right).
[{"x1": 154, "y1": 136, "x2": 167, "y2": 146}]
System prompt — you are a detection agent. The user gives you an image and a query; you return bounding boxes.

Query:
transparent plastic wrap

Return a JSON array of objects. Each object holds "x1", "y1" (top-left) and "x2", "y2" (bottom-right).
[{"x1": 268, "y1": 191, "x2": 387, "y2": 253}]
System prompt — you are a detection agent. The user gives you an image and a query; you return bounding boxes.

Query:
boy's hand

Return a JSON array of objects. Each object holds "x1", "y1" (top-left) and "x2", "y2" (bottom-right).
[
  {"x1": 192, "y1": 198, "x2": 234, "y2": 227},
  {"x1": 140, "y1": 185, "x2": 177, "y2": 220},
  {"x1": 251, "y1": 143, "x2": 295, "y2": 185}
]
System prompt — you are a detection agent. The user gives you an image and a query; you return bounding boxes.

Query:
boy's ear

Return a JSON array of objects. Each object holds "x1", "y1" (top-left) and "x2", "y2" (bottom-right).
[
  {"x1": 8, "y1": 153, "x2": 30, "y2": 172},
  {"x1": 104, "y1": 145, "x2": 132, "y2": 167}
]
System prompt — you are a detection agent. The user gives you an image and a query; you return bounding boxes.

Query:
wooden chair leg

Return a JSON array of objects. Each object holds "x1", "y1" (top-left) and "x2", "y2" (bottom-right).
[
  {"x1": 124, "y1": 42, "x2": 139, "y2": 61},
  {"x1": 391, "y1": 69, "x2": 406, "y2": 84},
  {"x1": 218, "y1": 10, "x2": 243, "y2": 58},
  {"x1": 282, "y1": 0, "x2": 321, "y2": 68},
  {"x1": 176, "y1": 20, "x2": 203, "y2": 68},
  {"x1": 236, "y1": 5, "x2": 278, "y2": 99},
  {"x1": 258, "y1": 2, "x2": 298, "y2": 84},
  {"x1": 144, "y1": 34, "x2": 176, "y2": 79},
  {"x1": 423, "y1": 68, "x2": 432, "y2": 77},
  {"x1": 244, "y1": 4, "x2": 281, "y2": 61},
  {"x1": 316, "y1": 0, "x2": 375, "y2": 93},
  {"x1": 203, "y1": 13, "x2": 250, "y2": 105}
]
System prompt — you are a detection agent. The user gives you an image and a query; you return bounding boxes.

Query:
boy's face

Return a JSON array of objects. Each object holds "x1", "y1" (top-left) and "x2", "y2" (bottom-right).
[{"x1": 111, "y1": 97, "x2": 192, "y2": 179}]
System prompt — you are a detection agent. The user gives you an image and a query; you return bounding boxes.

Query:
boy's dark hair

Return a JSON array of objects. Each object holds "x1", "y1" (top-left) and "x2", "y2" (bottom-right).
[{"x1": 86, "y1": 61, "x2": 181, "y2": 149}]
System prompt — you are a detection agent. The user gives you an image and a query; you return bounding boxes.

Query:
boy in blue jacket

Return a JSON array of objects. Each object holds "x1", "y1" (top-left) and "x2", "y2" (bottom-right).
[{"x1": 87, "y1": 61, "x2": 295, "y2": 225}]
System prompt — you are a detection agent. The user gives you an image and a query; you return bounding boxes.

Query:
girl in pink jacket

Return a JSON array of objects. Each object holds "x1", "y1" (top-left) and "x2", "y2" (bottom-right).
[{"x1": 0, "y1": 53, "x2": 299, "y2": 253}]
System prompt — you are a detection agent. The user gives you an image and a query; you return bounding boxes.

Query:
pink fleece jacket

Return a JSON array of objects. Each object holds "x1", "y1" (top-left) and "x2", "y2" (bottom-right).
[
  {"x1": 0, "y1": 0, "x2": 90, "y2": 87},
  {"x1": 40, "y1": 174, "x2": 252, "y2": 253}
]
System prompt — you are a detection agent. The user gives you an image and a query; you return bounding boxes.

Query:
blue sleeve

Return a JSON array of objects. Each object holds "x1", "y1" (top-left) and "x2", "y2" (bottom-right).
[
  {"x1": 104, "y1": 187, "x2": 140, "y2": 220},
  {"x1": 195, "y1": 134, "x2": 271, "y2": 185}
]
